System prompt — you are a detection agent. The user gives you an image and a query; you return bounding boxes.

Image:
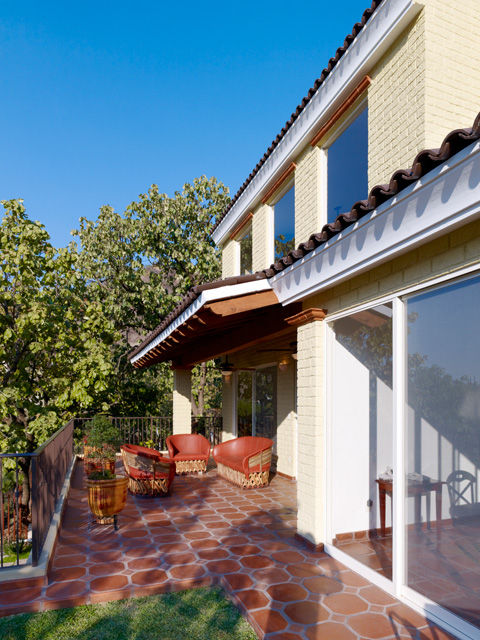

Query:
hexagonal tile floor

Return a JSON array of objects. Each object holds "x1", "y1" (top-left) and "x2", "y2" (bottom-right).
[{"x1": 0, "y1": 461, "x2": 457, "y2": 639}]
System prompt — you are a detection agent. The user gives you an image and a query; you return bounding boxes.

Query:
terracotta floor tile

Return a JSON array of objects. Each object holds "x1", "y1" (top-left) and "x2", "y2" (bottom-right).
[
  {"x1": 45, "y1": 580, "x2": 88, "y2": 600},
  {"x1": 284, "y1": 601, "x2": 330, "y2": 624},
  {"x1": 0, "y1": 587, "x2": 42, "y2": 605},
  {"x1": 323, "y1": 593, "x2": 368, "y2": 615},
  {"x1": 90, "y1": 574, "x2": 129, "y2": 592},
  {"x1": 127, "y1": 556, "x2": 161, "y2": 571},
  {"x1": 89, "y1": 561, "x2": 126, "y2": 576},
  {"x1": 271, "y1": 550, "x2": 305, "y2": 564},
  {"x1": 304, "y1": 576, "x2": 343, "y2": 595},
  {"x1": 206, "y1": 559, "x2": 242, "y2": 574},
  {"x1": 196, "y1": 548, "x2": 230, "y2": 560},
  {"x1": 89, "y1": 588, "x2": 132, "y2": 604},
  {"x1": 131, "y1": 569, "x2": 167, "y2": 586},
  {"x1": 169, "y1": 564, "x2": 206, "y2": 580},
  {"x1": 360, "y1": 585, "x2": 397, "y2": 606},
  {"x1": 222, "y1": 573, "x2": 254, "y2": 591},
  {"x1": 235, "y1": 589, "x2": 270, "y2": 610},
  {"x1": 240, "y1": 555, "x2": 274, "y2": 569},
  {"x1": 306, "y1": 621, "x2": 357, "y2": 640},
  {"x1": 267, "y1": 582, "x2": 308, "y2": 602},
  {"x1": 0, "y1": 601, "x2": 42, "y2": 618},
  {"x1": 348, "y1": 612, "x2": 396, "y2": 638},
  {"x1": 250, "y1": 609, "x2": 289, "y2": 634}
]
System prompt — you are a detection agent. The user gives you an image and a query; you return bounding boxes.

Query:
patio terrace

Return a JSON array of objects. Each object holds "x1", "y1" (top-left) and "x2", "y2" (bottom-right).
[{"x1": 0, "y1": 460, "x2": 454, "y2": 640}]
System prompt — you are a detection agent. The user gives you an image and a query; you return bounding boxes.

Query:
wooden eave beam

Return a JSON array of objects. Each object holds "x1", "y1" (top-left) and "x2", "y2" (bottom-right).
[{"x1": 204, "y1": 290, "x2": 279, "y2": 317}]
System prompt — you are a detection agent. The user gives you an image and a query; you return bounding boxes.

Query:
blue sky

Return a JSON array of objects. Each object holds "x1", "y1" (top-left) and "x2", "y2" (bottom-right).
[{"x1": 1, "y1": 0, "x2": 371, "y2": 247}]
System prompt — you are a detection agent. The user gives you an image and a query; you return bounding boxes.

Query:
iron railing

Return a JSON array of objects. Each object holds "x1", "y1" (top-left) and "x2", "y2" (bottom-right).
[
  {"x1": 0, "y1": 420, "x2": 74, "y2": 568},
  {"x1": 76, "y1": 416, "x2": 222, "y2": 449}
]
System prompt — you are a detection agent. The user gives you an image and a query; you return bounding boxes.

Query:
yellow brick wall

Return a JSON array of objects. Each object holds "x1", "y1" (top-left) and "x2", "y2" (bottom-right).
[
  {"x1": 221, "y1": 375, "x2": 236, "y2": 442},
  {"x1": 295, "y1": 146, "x2": 323, "y2": 245},
  {"x1": 172, "y1": 369, "x2": 192, "y2": 435},
  {"x1": 424, "y1": 0, "x2": 480, "y2": 148},
  {"x1": 368, "y1": 12, "x2": 426, "y2": 189},
  {"x1": 296, "y1": 319, "x2": 326, "y2": 546},
  {"x1": 252, "y1": 203, "x2": 273, "y2": 272},
  {"x1": 368, "y1": 0, "x2": 480, "y2": 190},
  {"x1": 221, "y1": 239, "x2": 238, "y2": 279},
  {"x1": 276, "y1": 361, "x2": 296, "y2": 478}
]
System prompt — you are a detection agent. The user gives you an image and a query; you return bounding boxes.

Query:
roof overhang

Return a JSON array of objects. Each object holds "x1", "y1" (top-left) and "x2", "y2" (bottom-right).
[
  {"x1": 130, "y1": 279, "x2": 300, "y2": 369},
  {"x1": 212, "y1": 0, "x2": 422, "y2": 246},
  {"x1": 269, "y1": 139, "x2": 480, "y2": 305}
]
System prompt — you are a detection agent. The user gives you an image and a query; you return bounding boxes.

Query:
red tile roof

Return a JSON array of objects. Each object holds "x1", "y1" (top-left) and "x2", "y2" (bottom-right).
[{"x1": 211, "y1": 0, "x2": 384, "y2": 235}]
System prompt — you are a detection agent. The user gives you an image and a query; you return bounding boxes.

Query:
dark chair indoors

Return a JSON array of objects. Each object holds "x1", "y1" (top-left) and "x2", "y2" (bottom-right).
[{"x1": 446, "y1": 470, "x2": 480, "y2": 524}]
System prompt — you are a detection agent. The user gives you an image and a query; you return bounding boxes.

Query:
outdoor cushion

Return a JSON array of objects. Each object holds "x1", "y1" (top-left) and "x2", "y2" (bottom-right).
[
  {"x1": 166, "y1": 433, "x2": 211, "y2": 474},
  {"x1": 212, "y1": 436, "x2": 273, "y2": 488}
]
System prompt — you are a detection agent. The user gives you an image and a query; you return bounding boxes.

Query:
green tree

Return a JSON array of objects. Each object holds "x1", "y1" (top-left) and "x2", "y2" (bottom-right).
[
  {"x1": 74, "y1": 176, "x2": 230, "y2": 416},
  {"x1": 0, "y1": 199, "x2": 116, "y2": 506}
]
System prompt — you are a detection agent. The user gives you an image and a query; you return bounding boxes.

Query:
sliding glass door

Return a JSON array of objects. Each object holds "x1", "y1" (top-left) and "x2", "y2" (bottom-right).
[
  {"x1": 237, "y1": 367, "x2": 277, "y2": 444},
  {"x1": 405, "y1": 275, "x2": 480, "y2": 629}
]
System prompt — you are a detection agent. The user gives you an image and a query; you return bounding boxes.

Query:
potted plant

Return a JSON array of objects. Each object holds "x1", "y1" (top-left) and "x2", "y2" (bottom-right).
[
  {"x1": 83, "y1": 415, "x2": 119, "y2": 476},
  {"x1": 84, "y1": 415, "x2": 128, "y2": 528}
]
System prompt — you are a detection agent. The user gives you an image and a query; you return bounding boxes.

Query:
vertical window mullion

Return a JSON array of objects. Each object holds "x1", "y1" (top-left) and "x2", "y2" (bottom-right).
[{"x1": 392, "y1": 297, "x2": 406, "y2": 595}]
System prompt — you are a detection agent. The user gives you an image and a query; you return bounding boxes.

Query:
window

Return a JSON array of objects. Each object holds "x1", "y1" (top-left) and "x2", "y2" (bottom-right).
[
  {"x1": 237, "y1": 367, "x2": 277, "y2": 445},
  {"x1": 239, "y1": 225, "x2": 252, "y2": 275},
  {"x1": 274, "y1": 185, "x2": 295, "y2": 261},
  {"x1": 327, "y1": 107, "x2": 368, "y2": 224}
]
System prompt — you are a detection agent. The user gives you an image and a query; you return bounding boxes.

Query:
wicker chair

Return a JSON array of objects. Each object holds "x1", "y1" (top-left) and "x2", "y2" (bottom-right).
[
  {"x1": 121, "y1": 444, "x2": 175, "y2": 496},
  {"x1": 212, "y1": 436, "x2": 273, "y2": 488},
  {"x1": 166, "y1": 433, "x2": 211, "y2": 474}
]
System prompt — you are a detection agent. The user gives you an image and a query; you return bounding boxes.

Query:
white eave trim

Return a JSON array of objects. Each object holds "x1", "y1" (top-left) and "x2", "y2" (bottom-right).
[
  {"x1": 269, "y1": 140, "x2": 480, "y2": 305},
  {"x1": 212, "y1": 0, "x2": 422, "y2": 246},
  {"x1": 130, "y1": 279, "x2": 272, "y2": 364}
]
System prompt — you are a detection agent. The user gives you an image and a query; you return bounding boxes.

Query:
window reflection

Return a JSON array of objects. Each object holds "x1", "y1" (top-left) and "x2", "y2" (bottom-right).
[
  {"x1": 327, "y1": 108, "x2": 368, "y2": 224},
  {"x1": 239, "y1": 227, "x2": 252, "y2": 275},
  {"x1": 274, "y1": 186, "x2": 295, "y2": 261},
  {"x1": 406, "y1": 276, "x2": 480, "y2": 628}
]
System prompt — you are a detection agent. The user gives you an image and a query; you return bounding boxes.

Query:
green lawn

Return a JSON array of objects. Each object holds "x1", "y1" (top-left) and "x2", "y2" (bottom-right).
[{"x1": 0, "y1": 587, "x2": 258, "y2": 640}]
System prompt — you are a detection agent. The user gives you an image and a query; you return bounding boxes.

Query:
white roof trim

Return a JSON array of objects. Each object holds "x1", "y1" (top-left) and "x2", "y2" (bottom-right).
[
  {"x1": 131, "y1": 279, "x2": 272, "y2": 364},
  {"x1": 212, "y1": 0, "x2": 423, "y2": 246},
  {"x1": 269, "y1": 140, "x2": 480, "y2": 305}
]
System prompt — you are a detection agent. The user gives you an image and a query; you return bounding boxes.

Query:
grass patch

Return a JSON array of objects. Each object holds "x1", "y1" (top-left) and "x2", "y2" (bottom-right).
[{"x1": 0, "y1": 587, "x2": 257, "y2": 640}]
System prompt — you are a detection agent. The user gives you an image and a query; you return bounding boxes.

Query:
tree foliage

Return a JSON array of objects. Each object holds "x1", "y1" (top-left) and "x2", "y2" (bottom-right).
[
  {"x1": 73, "y1": 176, "x2": 229, "y2": 416},
  {"x1": 0, "y1": 199, "x2": 116, "y2": 504}
]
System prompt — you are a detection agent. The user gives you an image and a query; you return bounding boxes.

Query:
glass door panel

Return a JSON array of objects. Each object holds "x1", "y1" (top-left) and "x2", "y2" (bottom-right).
[
  {"x1": 331, "y1": 303, "x2": 393, "y2": 579},
  {"x1": 237, "y1": 371, "x2": 253, "y2": 437},
  {"x1": 405, "y1": 276, "x2": 480, "y2": 629}
]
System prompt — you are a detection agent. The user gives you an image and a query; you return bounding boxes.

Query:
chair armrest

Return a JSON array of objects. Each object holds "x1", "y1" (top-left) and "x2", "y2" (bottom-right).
[{"x1": 242, "y1": 446, "x2": 272, "y2": 474}]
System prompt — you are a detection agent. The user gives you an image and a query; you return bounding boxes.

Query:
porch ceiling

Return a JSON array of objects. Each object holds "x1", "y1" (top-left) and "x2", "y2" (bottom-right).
[{"x1": 132, "y1": 288, "x2": 301, "y2": 369}]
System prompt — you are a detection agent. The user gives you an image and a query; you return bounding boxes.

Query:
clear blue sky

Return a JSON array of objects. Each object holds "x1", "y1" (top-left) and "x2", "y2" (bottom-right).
[{"x1": 1, "y1": 0, "x2": 371, "y2": 247}]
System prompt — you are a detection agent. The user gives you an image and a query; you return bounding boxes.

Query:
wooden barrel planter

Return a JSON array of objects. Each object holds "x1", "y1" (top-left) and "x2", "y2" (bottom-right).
[{"x1": 86, "y1": 476, "x2": 128, "y2": 526}]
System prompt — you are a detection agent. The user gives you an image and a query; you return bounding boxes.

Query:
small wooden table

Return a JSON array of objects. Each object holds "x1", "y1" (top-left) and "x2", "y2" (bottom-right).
[{"x1": 376, "y1": 477, "x2": 443, "y2": 536}]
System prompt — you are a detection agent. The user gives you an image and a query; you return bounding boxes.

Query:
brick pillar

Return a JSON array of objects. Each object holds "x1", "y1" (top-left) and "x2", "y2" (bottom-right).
[
  {"x1": 221, "y1": 373, "x2": 236, "y2": 442},
  {"x1": 172, "y1": 367, "x2": 192, "y2": 435},
  {"x1": 287, "y1": 308, "x2": 327, "y2": 548}
]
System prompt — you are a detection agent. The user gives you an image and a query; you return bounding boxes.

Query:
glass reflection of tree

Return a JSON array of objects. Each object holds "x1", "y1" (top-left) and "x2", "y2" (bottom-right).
[
  {"x1": 407, "y1": 315, "x2": 480, "y2": 470},
  {"x1": 240, "y1": 232, "x2": 252, "y2": 274},
  {"x1": 255, "y1": 368, "x2": 276, "y2": 440},
  {"x1": 237, "y1": 372, "x2": 252, "y2": 437},
  {"x1": 275, "y1": 234, "x2": 295, "y2": 262},
  {"x1": 335, "y1": 313, "x2": 392, "y2": 388}
]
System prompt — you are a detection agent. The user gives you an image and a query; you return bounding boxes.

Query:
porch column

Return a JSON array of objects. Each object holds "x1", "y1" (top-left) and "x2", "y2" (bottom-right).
[
  {"x1": 287, "y1": 308, "x2": 327, "y2": 548},
  {"x1": 221, "y1": 372, "x2": 236, "y2": 442},
  {"x1": 172, "y1": 367, "x2": 192, "y2": 435}
]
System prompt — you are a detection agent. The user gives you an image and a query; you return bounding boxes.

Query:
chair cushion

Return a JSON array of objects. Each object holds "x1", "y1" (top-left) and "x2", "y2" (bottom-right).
[
  {"x1": 171, "y1": 453, "x2": 210, "y2": 462},
  {"x1": 121, "y1": 443, "x2": 163, "y2": 462},
  {"x1": 128, "y1": 467, "x2": 170, "y2": 480}
]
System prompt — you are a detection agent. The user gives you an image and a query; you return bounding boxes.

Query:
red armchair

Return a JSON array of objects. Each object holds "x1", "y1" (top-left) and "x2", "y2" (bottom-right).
[
  {"x1": 121, "y1": 444, "x2": 175, "y2": 496},
  {"x1": 166, "y1": 433, "x2": 211, "y2": 474},
  {"x1": 212, "y1": 436, "x2": 273, "y2": 488}
]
